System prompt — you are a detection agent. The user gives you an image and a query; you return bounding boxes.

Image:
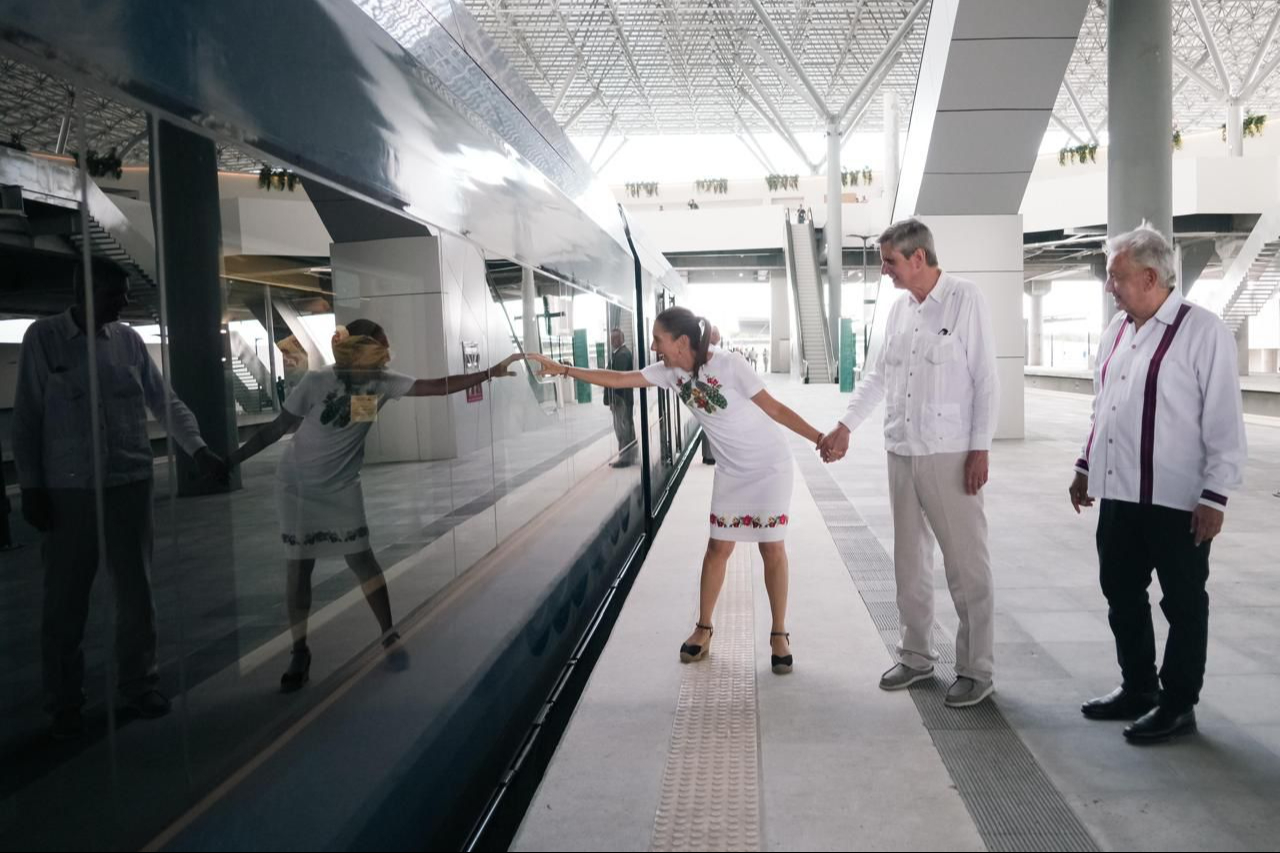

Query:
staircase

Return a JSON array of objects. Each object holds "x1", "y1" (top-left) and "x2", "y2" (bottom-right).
[
  {"x1": 786, "y1": 220, "x2": 833, "y2": 383},
  {"x1": 230, "y1": 355, "x2": 273, "y2": 414},
  {"x1": 68, "y1": 213, "x2": 160, "y2": 319},
  {"x1": 1210, "y1": 206, "x2": 1280, "y2": 333}
]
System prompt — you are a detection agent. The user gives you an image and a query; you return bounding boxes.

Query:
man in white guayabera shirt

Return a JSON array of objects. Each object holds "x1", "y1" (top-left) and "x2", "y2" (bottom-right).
[
  {"x1": 819, "y1": 217, "x2": 999, "y2": 708},
  {"x1": 1072, "y1": 224, "x2": 1245, "y2": 745}
]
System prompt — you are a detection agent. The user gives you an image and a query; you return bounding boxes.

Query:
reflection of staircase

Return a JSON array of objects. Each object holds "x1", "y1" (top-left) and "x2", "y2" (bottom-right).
[
  {"x1": 1222, "y1": 243, "x2": 1280, "y2": 333},
  {"x1": 786, "y1": 220, "x2": 833, "y2": 383},
  {"x1": 1, "y1": 147, "x2": 160, "y2": 316},
  {"x1": 230, "y1": 355, "x2": 273, "y2": 414},
  {"x1": 1212, "y1": 207, "x2": 1280, "y2": 333},
  {"x1": 68, "y1": 213, "x2": 156, "y2": 288}
]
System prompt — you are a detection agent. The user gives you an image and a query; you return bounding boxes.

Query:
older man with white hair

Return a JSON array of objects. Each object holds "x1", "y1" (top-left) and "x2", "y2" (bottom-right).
[{"x1": 1072, "y1": 224, "x2": 1246, "y2": 744}]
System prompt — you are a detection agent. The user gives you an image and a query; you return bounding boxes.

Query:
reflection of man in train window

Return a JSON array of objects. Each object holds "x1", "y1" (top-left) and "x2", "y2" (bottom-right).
[
  {"x1": 604, "y1": 327, "x2": 636, "y2": 468},
  {"x1": 228, "y1": 319, "x2": 523, "y2": 691},
  {"x1": 278, "y1": 334, "x2": 309, "y2": 380},
  {"x1": 11, "y1": 258, "x2": 229, "y2": 740}
]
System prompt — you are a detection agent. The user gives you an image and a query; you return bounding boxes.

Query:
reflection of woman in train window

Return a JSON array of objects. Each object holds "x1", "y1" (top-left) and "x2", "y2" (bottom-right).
[
  {"x1": 529, "y1": 307, "x2": 824, "y2": 675},
  {"x1": 229, "y1": 319, "x2": 522, "y2": 691}
]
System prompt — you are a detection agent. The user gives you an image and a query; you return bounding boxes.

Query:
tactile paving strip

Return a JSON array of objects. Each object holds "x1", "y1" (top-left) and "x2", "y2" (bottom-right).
[
  {"x1": 791, "y1": 444, "x2": 1098, "y2": 853},
  {"x1": 650, "y1": 546, "x2": 761, "y2": 852}
]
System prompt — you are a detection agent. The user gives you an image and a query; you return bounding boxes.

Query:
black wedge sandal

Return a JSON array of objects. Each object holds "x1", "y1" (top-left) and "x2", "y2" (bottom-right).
[
  {"x1": 281, "y1": 644, "x2": 311, "y2": 692},
  {"x1": 770, "y1": 631, "x2": 793, "y2": 674},
  {"x1": 679, "y1": 623, "x2": 714, "y2": 663}
]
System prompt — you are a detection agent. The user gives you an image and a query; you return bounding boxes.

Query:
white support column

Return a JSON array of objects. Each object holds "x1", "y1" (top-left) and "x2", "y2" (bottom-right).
[
  {"x1": 1227, "y1": 99, "x2": 1244, "y2": 157},
  {"x1": 1025, "y1": 281, "x2": 1051, "y2": 367},
  {"x1": 883, "y1": 90, "x2": 901, "y2": 208},
  {"x1": 522, "y1": 265, "x2": 540, "y2": 355},
  {"x1": 919, "y1": 214, "x2": 1026, "y2": 439},
  {"x1": 770, "y1": 271, "x2": 791, "y2": 373},
  {"x1": 333, "y1": 235, "x2": 494, "y2": 463},
  {"x1": 1236, "y1": 324, "x2": 1250, "y2": 377},
  {"x1": 826, "y1": 116, "x2": 842, "y2": 361},
  {"x1": 333, "y1": 236, "x2": 456, "y2": 462}
]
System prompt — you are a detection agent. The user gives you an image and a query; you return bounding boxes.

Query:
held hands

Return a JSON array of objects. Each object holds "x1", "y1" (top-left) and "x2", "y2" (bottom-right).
[
  {"x1": 817, "y1": 424, "x2": 850, "y2": 463},
  {"x1": 489, "y1": 352, "x2": 524, "y2": 379},
  {"x1": 527, "y1": 352, "x2": 570, "y2": 378},
  {"x1": 194, "y1": 447, "x2": 231, "y2": 485}
]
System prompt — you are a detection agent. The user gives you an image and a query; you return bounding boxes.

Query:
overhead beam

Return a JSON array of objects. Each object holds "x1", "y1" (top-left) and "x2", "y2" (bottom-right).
[
  {"x1": 562, "y1": 90, "x2": 600, "y2": 131},
  {"x1": 1173, "y1": 51, "x2": 1210, "y2": 99},
  {"x1": 745, "y1": 0, "x2": 831, "y2": 119},
  {"x1": 604, "y1": 0, "x2": 663, "y2": 131},
  {"x1": 737, "y1": 83, "x2": 818, "y2": 174},
  {"x1": 737, "y1": 113, "x2": 778, "y2": 173},
  {"x1": 1189, "y1": 0, "x2": 1234, "y2": 95},
  {"x1": 1062, "y1": 77, "x2": 1099, "y2": 144},
  {"x1": 596, "y1": 136, "x2": 628, "y2": 173},
  {"x1": 1173, "y1": 55, "x2": 1228, "y2": 101},
  {"x1": 840, "y1": 50, "x2": 901, "y2": 137},
  {"x1": 1050, "y1": 112, "x2": 1089, "y2": 147},
  {"x1": 551, "y1": 59, "x2": 581, "y2": 114},
  {"x1": 743, "y1": 34, "x2": 828, "y2": 119},
  {"x1": 1243, "y1": 5, "x2": 1280, "y2": 98},
  {"x1": 1242, "y1": 39, "x2": 1280, "y2": 101},
  {"x1": 736, "y1": 132, "x2": 774, "y2": 175},
  {"x1": 835, "y1": 0, "x2": 929, "y2": 126},
  {"x1": 589, "y1": 113, "x2": 618, "y2": 166},
  {"x1": 825, "y1": 0, "x2": 869, "y2": 96}
]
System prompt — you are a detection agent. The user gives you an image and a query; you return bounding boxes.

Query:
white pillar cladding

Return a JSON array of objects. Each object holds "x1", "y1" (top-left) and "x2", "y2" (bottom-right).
[
  {"x1": 882, "y1": 0, "x2": 1089, "y2": 440},
  {"x1": 1107, "y1": 0, "x2": 1173, "y2": 323},
  {"x1": 521, "y1": 265, "x2": 541, "y2": 355},
  {"x1": 883, "y1": 90, "x2": 901, "y2": 205},
  {"x1": 770, "y1": 271, "x2": 791, "y2": 373},
  {"x1": 826, "y1": 116, "x2": 842, "y2": 359},
  {"x1": 921, "y1": 215, "x2": 1027, "y2": 439},
  {"x1": 1227, "y1": 100, "x2": 1244, "y2": 157},
  {"x1": 331, "y1": 233, "x2": 494, "y2": 462},
  {"x1": 1025, "y1": 280, "x2": 1051, "y2": 367}
]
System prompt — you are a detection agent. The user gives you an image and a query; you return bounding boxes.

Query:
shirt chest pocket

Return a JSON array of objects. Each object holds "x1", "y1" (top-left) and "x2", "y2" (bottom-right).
[
  {"x1": 106, "y1": 364, "x2": 148, "y2": 430},
  {"x1": 885, "y1": 333, "x2": 907, "y2": 367},
  {"x1": 924, "y1": 337, "x2": 958, "y2": 366},
  {"x1": 45, "y1": 366, "x2": 89, "y2": 437},
  {"x1": 923, "y1": 337, "x2": 962, "y2": 398}
]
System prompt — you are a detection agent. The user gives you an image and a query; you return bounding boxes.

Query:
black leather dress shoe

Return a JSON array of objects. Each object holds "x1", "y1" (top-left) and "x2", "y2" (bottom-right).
[
  {"x1": 1124, "y1": 705, "x2": 1197, "y2": 744},
  {"x1": 1081, "y1": 687, "x2": 1159, "y2": 720}
]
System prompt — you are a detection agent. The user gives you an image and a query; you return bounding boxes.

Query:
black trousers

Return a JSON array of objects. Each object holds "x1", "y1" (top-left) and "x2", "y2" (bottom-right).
[{"x1": 1096, "y1": 499, "x2": 1211, "y2": 710}]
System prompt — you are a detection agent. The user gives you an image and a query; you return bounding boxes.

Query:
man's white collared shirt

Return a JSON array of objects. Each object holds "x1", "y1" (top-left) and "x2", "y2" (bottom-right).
[{"x1": 839, "y1": 272, "x2": 999, "y2": 456}]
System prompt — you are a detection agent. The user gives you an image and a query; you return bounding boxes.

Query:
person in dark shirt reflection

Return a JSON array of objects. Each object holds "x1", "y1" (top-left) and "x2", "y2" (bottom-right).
[{"x1": 12, "y1": 259, "x2": 228, "y2": 739}]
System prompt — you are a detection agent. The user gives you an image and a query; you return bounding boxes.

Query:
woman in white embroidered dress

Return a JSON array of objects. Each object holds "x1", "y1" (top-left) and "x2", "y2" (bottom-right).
[
  {"x1": 529, "y1": 307, "x2": 824, "y2": 673},
  {"x1": 230, "y1": 319, "x2": 522, "y2": 690}
]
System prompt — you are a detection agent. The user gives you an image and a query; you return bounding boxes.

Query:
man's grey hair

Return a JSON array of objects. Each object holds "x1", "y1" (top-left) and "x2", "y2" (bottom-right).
[
  {"x1": 879, "y1": 218, "x2": 938, "y2": 266},
  {"x1": 1107, "y1": 222, "x2": 1177, "y2": 289}
]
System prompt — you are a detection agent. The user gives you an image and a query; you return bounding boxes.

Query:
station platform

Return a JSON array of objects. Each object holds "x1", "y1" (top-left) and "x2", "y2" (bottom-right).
[{"x1": 513, "y1": 382, "x2": 1280, "y2": 852}]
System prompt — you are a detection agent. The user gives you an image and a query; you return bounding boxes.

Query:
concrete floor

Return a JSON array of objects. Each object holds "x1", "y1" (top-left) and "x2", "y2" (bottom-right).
[{"x1": 515, "y1": 379, "x2": 1280, "y2": 852}]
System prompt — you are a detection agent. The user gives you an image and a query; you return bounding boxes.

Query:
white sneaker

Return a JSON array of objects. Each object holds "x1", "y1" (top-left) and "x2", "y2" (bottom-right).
[
  {"x1": 879, "y1": 663, "x2": 935, "y2": 691},
  {"x1": 945, "y1": 676, "x2": 994, "y2": 708}
]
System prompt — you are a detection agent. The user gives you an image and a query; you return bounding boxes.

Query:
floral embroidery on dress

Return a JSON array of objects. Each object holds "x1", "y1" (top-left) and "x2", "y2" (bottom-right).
[
  {"x1": 319, "y1": 390, "x2": 354, "y2": 428},
  {"x1": 678, "y1": 375, "x2": 728, "y2": 413},
  {"x1": 319, "y1": 381, "x2": 381, "y2": 429},
  {"x1": 282, "y1": 525, "x2": 370, "y2": 546},
  {"x1": 710, "y1": 512, "x2": 788, "y2": 529}
]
